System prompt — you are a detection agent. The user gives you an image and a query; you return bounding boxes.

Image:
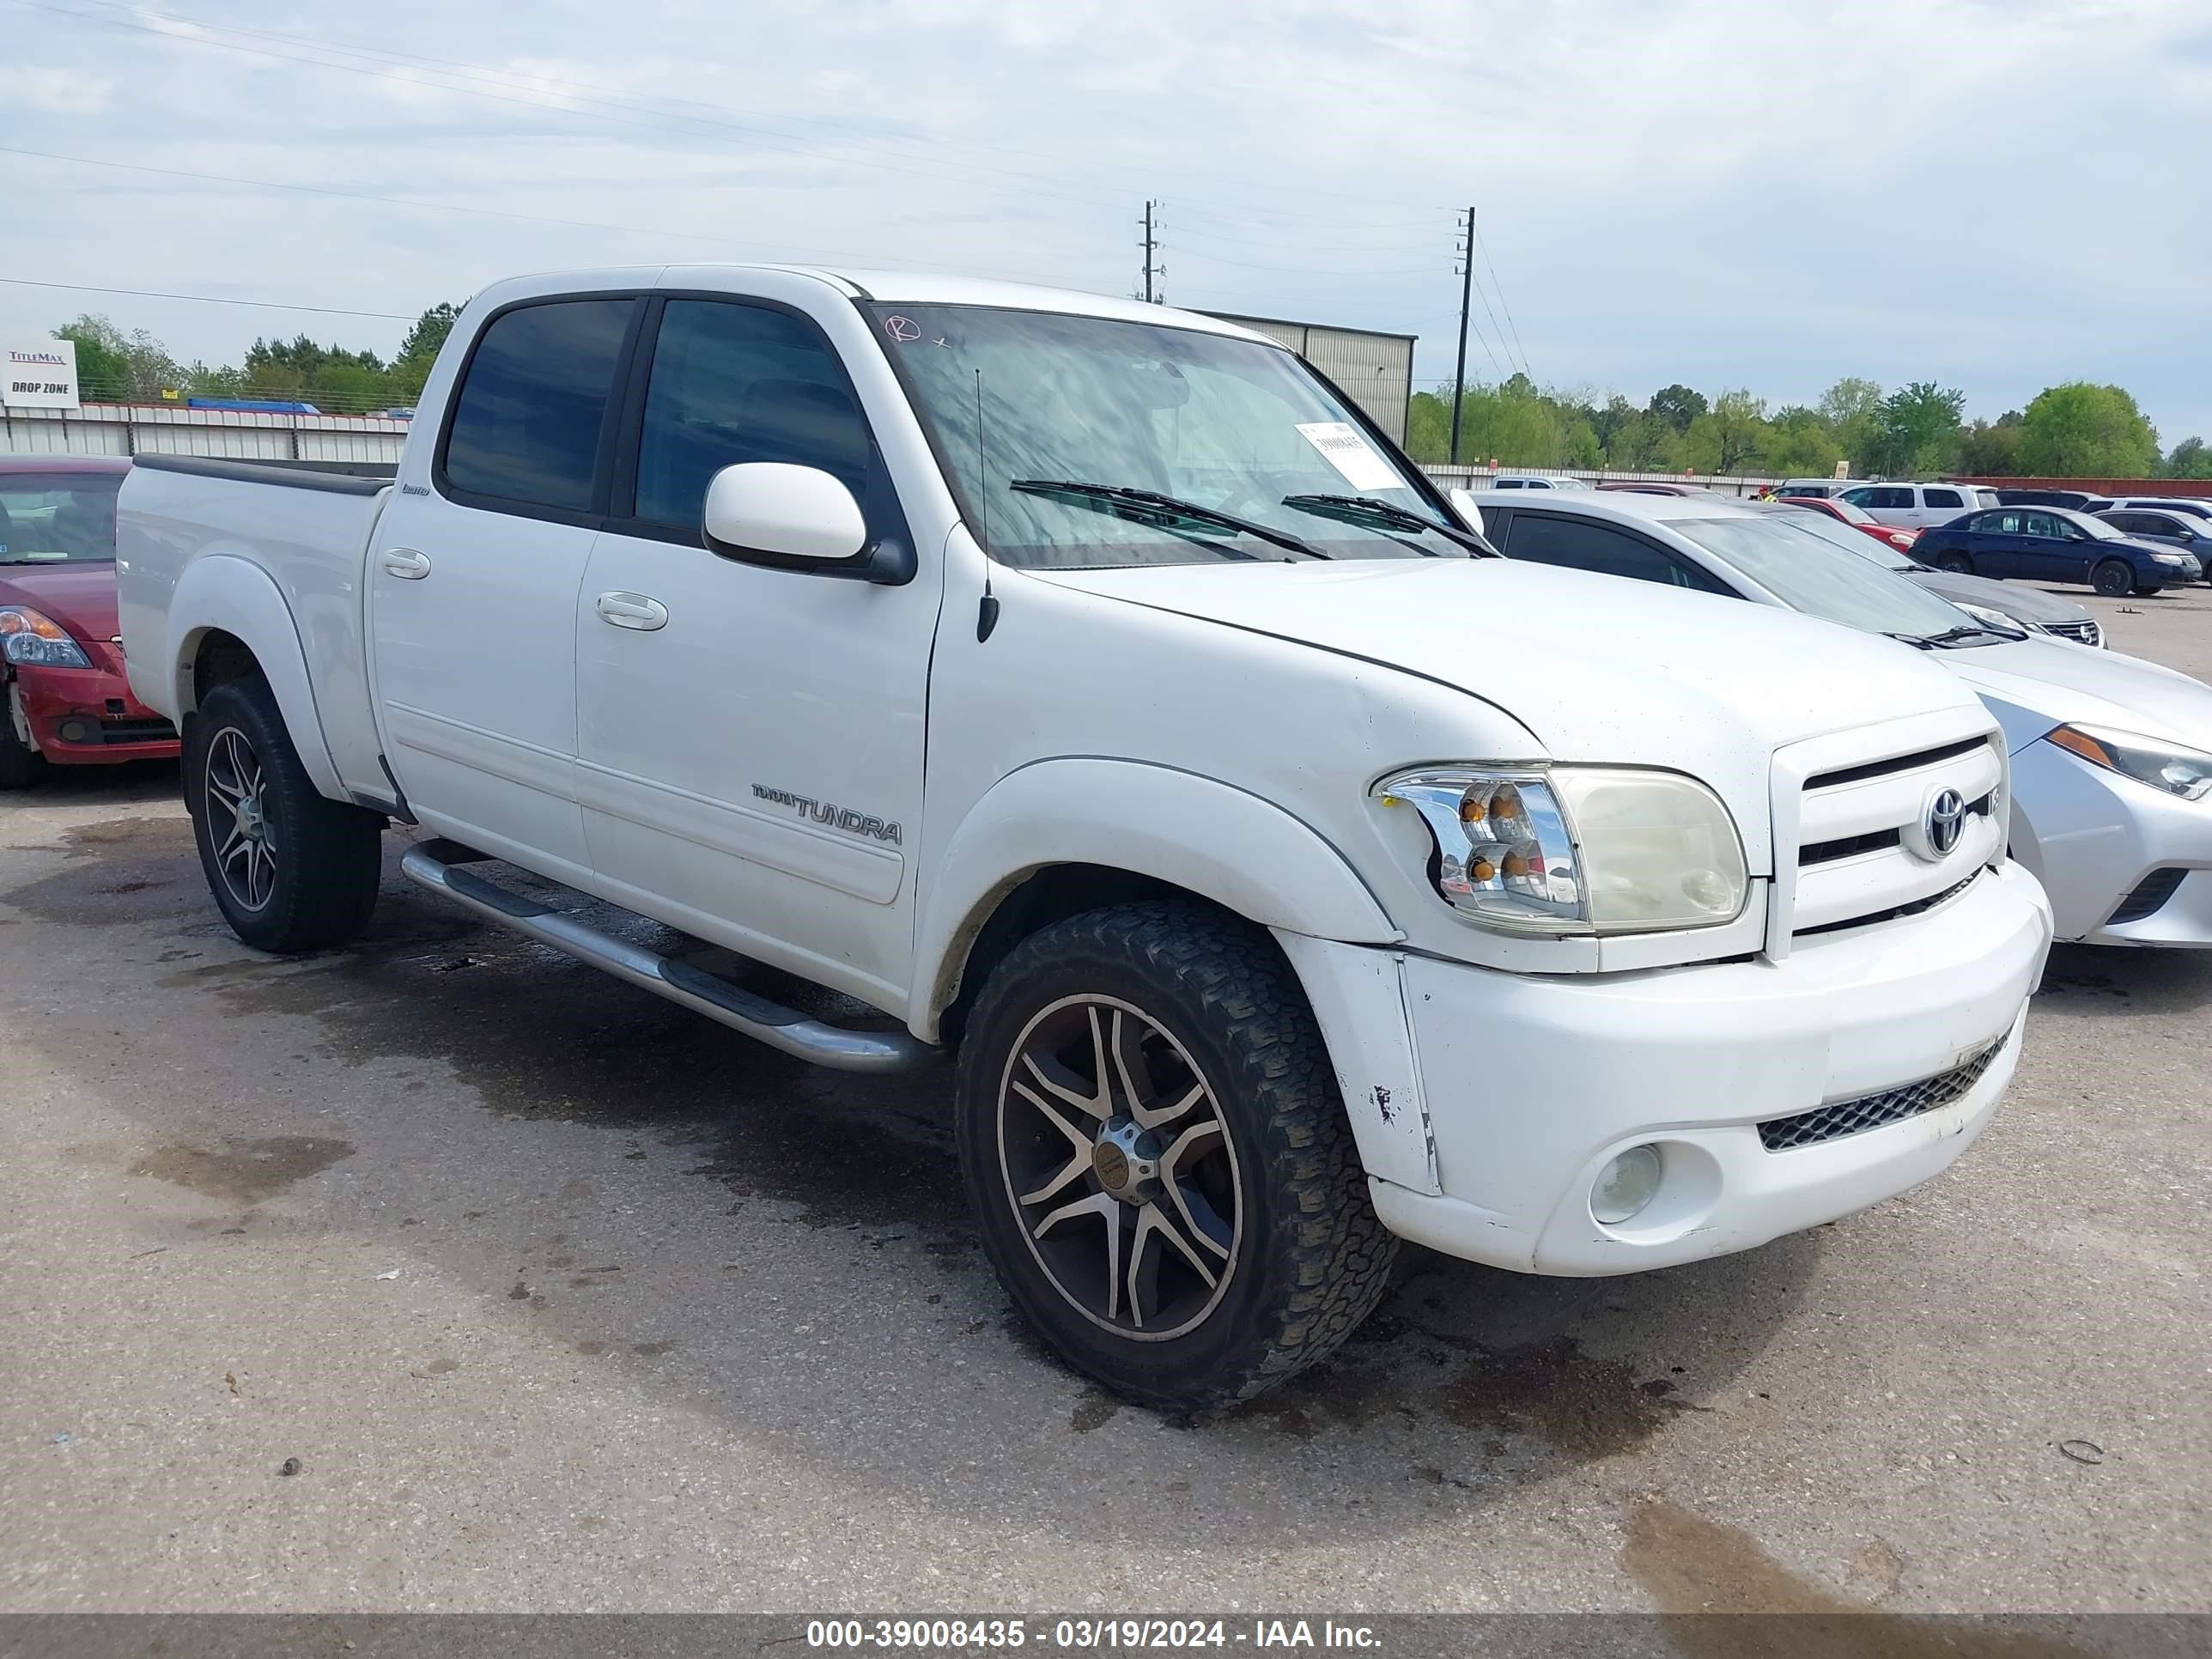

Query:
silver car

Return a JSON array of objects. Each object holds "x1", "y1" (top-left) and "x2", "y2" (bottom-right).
[
  {"x1": 1759, "y1": 503, "x2": 2106, "y2": 647},
  {"x1": 1466, "y1": 489, "x2": 2212, "y2": 946}
]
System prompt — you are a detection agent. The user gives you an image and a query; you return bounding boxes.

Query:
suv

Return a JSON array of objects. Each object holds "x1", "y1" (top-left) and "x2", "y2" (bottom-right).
[{"x1": 1839, "y1": 482, "x2": 2000, "y2": 529}]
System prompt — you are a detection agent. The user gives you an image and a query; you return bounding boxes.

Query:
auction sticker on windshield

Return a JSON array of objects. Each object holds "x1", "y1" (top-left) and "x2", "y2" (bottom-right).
[{"x1": 1295, "y1": 422, "x2": 1399, "y2": 491}]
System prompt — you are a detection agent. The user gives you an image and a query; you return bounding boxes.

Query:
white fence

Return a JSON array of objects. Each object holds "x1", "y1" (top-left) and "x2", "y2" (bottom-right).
[
  {"x1": 3, "y1": 405, "x2": 1786, "y2": 497},
  {"x1": 1, "y1": 403, "x2": 410, "y2": 465}
]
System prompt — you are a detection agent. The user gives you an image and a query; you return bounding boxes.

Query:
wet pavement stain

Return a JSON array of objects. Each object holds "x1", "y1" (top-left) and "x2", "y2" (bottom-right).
[
  {"x1": 125, "y1": 1135, "x2": 354, "y2": 1206},
  {"x1": 1440, "y1": 1334, "x2": 1699, "y2": 1462},
  {"x1": 3, "y1": 817, "x2": 202, "y2": 927},
  {"x1": 1620, "y1": 1495, "x2": 2092, "y2": 1656},
  {"x1": 1068, "y1": 1389, "x2": 1120, "y2": 1432}
]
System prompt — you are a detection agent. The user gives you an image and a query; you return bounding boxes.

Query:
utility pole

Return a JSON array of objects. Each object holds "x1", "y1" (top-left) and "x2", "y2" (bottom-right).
[
  {"x1": 1139, "y1": 200, "x2": 1164, "y2": 304},
  {"x1": 1449, "y1": 207, "x2": 1474, "y2": 466}
]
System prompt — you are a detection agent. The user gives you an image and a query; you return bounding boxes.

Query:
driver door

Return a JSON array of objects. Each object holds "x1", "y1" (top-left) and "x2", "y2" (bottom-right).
[{"x1": 573, "y1": 294, "x2": 938, "y2": 1009}]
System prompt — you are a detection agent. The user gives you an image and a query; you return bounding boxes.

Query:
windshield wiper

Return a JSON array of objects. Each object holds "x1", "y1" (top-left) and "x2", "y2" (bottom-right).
[
  {"x1": 1887, "y1": 623, "x2": 2008, "y2": 650},
  {"x1": 1009, "y1": 480, "x2": 1328, "y2": 560},
  {"x1": 1279, "y1": 493, "x2": 1498, "y2": 557}
]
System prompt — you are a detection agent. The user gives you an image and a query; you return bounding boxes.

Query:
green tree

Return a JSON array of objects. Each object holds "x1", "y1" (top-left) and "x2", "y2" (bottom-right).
[
  {"x1": 53, "y1": 313, "x2": 183, "y2": 402},
  {"x1": 1816, "y1": 377, "x2": 1883, "y2": 474},
  {"x1": 2165, "y1": 436, "x2": 2212, "y2": 479},
  {"x1": 1647, "y1": 383, "x2": 1707, "y2": 432},
  {"x1": 2016, "y1": 382, "x2": 2160, "y2": 477},
  {"x1": 1763, "y1": 405, "x2": 1845, "y2": 478},
  {"x1": 1957, "y1": 413, "x2": 2024, "y2": 477},
  {"x1": 1683, "y1": 388, "x2": 1765, "y2": 475},
  {"x1": 1870, "y1": 381, "x2": 1966, "y2": 477},
  {"x1": 392, "y1": 301, "x2": 464, "y2": 398}
]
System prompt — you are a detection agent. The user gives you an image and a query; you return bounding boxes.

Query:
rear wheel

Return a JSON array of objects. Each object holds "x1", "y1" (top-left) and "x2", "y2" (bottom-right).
[
  {"x1": 2092, "y1": 560, "x2": 2135, "y2": 597},
  {"x1": 1936, "y1": 551, "x2": 1974, "y2": 574},
  {"x1": 955, "y1": 902, "x2": 1397, "y2": 1413},
  {"x1": 185, "y1": 676, "x2": 384, "y2": 952}
]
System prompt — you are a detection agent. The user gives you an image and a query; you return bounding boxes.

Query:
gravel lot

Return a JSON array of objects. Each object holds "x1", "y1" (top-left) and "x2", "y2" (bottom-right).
[{"x1": 3, "y1": 584, "x2": 2207, "y2": 1618}]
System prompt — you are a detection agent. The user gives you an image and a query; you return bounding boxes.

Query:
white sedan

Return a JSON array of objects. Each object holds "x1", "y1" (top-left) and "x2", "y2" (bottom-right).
[{"x1": 1457, "y1": 489, "x2": 2212, "y2": 946}]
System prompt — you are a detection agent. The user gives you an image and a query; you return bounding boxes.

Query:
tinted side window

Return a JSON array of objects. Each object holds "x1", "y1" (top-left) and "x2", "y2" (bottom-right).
[
  {"x1": 1504, "y1": 514, "x2": 1729, "y2": 592},
  {"x1": 2021, "y1": 511, "x2": 2061, "y2": 538},
  {"x1": 1874, "y1": 487, "x2": 1913, "y2": 509},
  {"x1": 2103, "y1": 513, "x2": 2148, "y2": 534},
  {"x1": 1839, "y1": 487, "x2": 1875, "y2": 507},
  {"x1": 443, "y1": 299, "x2": 635, "y2": 513},
  {"x1": 1923, "y1": 488, "x2": 1962, "y2": 508},
  {"x1": 633, "y1": 300, "x2": 875, "y2": 531},
  {"x1": 1493, "y1": 478, "x2": 1524, "y2": 489}
]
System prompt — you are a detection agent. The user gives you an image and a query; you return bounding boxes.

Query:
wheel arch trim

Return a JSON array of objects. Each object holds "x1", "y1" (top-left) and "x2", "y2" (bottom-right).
[
  {"x1": 165, "y1": 554, "x2": 345, "y2": 800},
  {"x1": 913, "y1": 757, "x2": 1401, "y2": 1039}
]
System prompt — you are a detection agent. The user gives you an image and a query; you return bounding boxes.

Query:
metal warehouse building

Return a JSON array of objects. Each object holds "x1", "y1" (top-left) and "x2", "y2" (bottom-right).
[{"x1": 1205, "y1": 313, "x2": 1416, "y2": 446}]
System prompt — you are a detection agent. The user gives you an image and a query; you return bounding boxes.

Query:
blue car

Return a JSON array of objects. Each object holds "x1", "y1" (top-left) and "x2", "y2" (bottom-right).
[{"x1": 1911, "y1": 503, "x2": 2203, "y2": 596}]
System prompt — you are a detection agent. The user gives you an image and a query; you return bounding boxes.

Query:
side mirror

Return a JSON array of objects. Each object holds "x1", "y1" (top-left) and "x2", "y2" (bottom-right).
[
  {"x1": 1449, "y1": 487, "x2": 1486, "y2": 532},
  {"x1": 703, "y1": 462, "x2": 867, "y2": 563},
  {"x1": 701, "y1": 462, "x2": 916, "y2": 585}
]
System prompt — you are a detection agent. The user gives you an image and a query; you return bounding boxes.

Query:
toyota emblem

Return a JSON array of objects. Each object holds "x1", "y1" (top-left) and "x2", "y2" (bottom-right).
[{"x1": 1923, "y1": 787, "x2": 1966, "y2": 859}]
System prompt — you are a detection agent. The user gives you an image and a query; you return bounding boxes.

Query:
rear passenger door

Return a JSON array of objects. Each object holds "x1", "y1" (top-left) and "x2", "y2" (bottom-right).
[
  {"x1": 370, "y1": 292, "x2": 641, "y2": 881},
  {"x1": 1959, "y1": 509, "x2": 2026, "y2": 576},
  {"x1": 1914, "y1": 485, "x2": 1966, "y2": 530}
]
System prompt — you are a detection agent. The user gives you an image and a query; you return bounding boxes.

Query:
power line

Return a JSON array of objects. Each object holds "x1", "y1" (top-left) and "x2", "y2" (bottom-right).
[
  {"x1": 0, "y1": 144, "x2": 1078, "y2": 284},
  {"x1": 1469, "y1": 209, "x2": 1530, "y2": 379},
  {"x1": 0, "y1": 276, "x2": 413, "y2": 320}
]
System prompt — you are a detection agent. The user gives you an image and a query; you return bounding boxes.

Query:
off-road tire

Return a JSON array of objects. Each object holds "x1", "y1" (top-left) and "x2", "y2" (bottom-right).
[
  {"x1": 185, "y1": 676, "x2": 384, "y2": 952},
  {"x1": 955, "y1": 901, "x2": 1398, "y2": 1413},
  {"x1": 2092, "y1": 559, "x2": 2134, "y2": 597}
]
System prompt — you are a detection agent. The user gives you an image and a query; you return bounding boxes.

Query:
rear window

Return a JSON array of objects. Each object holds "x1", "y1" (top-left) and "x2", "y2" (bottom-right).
[
  {"x1": 0, "y1": 475, "x2": 122, "y2": 563},
  {"x1": 442, "y1": 298, "x2": 636, "y2": 514}
]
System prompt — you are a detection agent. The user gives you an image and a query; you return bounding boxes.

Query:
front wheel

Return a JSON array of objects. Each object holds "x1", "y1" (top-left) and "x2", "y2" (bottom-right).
[
  {"x1": 185, "y1": 676, "x2": 385, "y2": 952},
  {"x1": 0, "y1": 691, "x2": 41, "y2": 790},
  {"x1": 2092, "y1": 560, "x2": 2135, "y2": 597},
  {"x1": 955, "y1": 902, "x2": 1398, "y2": 1413},
  {"x1": 1936, "y1": 551, "x2": 1974, "y2": 574}
]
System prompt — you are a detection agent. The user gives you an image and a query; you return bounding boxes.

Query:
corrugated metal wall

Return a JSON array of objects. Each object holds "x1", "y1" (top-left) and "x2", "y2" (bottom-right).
[
  {"x1": 0, "y1": 404, "x2": 410, "y2": 464},
  {"x1": 1204, "y1": 313, "x2": 1414, "y2": 446}
]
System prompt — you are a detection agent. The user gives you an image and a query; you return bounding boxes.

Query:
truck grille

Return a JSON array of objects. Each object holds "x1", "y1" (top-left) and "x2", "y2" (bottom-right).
[
  {"x1": 1759, "y1": 1039, "x2": 2005, "y2": 1151},
  {"x1": 2041, "y1": 619, "x2": 2103, "y2": 648},
  {"x1": 1789, "y1": 734, "x2": 2004, "y2": 937}
]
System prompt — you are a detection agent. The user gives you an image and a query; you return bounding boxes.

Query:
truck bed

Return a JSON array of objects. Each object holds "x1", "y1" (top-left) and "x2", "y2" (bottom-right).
[{"x1": 118, "y1": 453, "x2": 395, "y2": 806}]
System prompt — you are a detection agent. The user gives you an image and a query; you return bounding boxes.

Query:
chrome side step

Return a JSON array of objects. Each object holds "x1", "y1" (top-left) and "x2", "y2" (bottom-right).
[{"x1": 398, "y1": 840, "x2": 939, "y2": 1075}]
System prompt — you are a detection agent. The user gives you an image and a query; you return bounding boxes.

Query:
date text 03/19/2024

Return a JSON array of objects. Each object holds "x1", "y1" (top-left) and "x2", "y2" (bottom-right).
[{"x1": 804, "y1": 1620, "x2": 1382, "y2": 1650}]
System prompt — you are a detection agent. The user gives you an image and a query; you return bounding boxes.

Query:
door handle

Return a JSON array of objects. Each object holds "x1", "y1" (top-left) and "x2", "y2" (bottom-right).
[
  {"x1": 595, "y1": 592, "x2": 670, "y2": 631},
  {"x1": 381, "y1": 547, "x2": 433, "y2": 580}
]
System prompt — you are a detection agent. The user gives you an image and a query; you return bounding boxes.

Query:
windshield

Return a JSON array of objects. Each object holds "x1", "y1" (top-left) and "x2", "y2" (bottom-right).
[
  {"x1": 1770, "y1": 505, "x2": 1918, "y2": 570},
  {"x1": 0, "y1": 476, "x2": 120, "y2": 563},
  {"x1": 2054, "y1": 507, "x2": 2124, "y2": 541},
  {"x1": 1677, "y1": 516, "x2": 1996, "y2": 642},
  {"x1": 869, "y1": 304, "x2": 1465, "y2": 568}
]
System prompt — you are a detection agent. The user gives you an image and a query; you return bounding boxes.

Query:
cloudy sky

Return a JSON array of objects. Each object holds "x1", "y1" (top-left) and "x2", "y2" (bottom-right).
[{"x1": 5, "y1": 0, "x2": 2209, "y2": 441}]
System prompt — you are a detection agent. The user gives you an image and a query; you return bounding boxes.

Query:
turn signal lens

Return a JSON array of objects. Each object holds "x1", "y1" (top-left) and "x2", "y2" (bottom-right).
[{"x1": 2047, "y1": 724, "x2": 2212, "y2": 802}]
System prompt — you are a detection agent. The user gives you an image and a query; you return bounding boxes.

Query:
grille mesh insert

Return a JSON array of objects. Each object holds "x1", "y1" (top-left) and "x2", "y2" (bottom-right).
[{"x1": 1759, "y1": 1039, "x2": 2005, "y2": 1152}]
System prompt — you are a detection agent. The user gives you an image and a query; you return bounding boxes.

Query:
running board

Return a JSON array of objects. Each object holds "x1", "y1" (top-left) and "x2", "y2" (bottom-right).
[{"x1": 399, "y1": 840, "x2": 939, "y2": 1075}]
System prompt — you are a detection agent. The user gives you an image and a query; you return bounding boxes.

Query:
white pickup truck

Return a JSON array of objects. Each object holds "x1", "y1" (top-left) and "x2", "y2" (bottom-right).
[{"x1": 119, "y1": 265, "x2": 2053, "y2": 1409}]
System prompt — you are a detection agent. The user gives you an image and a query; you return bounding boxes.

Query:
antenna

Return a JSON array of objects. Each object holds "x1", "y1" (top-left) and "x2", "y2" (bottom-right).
[{"x1": 975, "y1": 368, "x2": 1000, "y2": 641}]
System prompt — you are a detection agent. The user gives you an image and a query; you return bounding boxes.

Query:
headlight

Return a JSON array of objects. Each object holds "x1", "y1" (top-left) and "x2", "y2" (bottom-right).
[
  {"x1": 2047, "y1": 724, "x2": 2212, "y2": 801},
  {"x1": 2151, "y1": 553, "x2": 2187, "y2": 567},
  {"x1": 1954, "y1": 602, "x2": 2027, "y2": 638},
  {"x1": 0, "y1": 606, "x2": 94, "y2": 669},
  {"x1": 1374, "y1": 765, "x2": 1749, "y2": 934}
]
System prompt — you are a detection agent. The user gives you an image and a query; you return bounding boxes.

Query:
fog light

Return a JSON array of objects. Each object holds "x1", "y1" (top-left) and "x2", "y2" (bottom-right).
[
  {"x1": 58, "y1": 717, "x2": 94, "y2": 744},
  {"x1": 1592, "y1": 1145, "x2": 1663, "y2": 1225}
]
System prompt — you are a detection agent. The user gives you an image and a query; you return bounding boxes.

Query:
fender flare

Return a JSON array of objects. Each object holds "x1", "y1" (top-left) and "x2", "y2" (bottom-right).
[
  {"x1": 163, "y1": 553, "x2": 346, "y2": 800},
  {"x1": 912, "y1": 757, "x2": 1399, "y2": 1036}
]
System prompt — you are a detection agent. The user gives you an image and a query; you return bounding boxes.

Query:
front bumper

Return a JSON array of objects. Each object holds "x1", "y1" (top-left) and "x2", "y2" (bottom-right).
[
  {"x1": 8, "y1": 647, "x2": 179, "y2": 766},
  {"x1": 1297, "y1": 860, "x2": 2051, "y2": 1277},
  {"x1": 2011, "y1": 738, "x2": 2212, "y2": 945}
]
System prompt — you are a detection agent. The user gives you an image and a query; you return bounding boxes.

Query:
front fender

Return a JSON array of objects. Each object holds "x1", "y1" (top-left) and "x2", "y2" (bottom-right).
[
  {"x1": 161, "y1": 553, "x2": 345, "y2": 800},
  {"x1": 913, "y1": 757, "x2": 1401, "y2": 1036}
]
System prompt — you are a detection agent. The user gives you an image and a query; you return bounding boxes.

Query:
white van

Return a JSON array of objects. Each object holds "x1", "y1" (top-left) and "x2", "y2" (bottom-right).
[{"x1": 1840, "y1": 482, "x2": 2001, "y2": 530}]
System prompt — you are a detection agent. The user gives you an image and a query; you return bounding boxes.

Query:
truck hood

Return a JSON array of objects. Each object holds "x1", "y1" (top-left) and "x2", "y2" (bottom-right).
[
  {"x1": 0, "y1": 561, "x2": 119, "y2": 647},
  {"x1": 1936, "y1": 634, "x2": 2212, "y2": 754},
  {"x1": 1027, "y1": 557, "x2": 1990, "y2": 824}
]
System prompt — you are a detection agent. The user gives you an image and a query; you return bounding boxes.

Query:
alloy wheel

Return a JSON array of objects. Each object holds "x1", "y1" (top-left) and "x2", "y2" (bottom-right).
[
  {"x1": 996, "y1": 994, "x2": 1243, "y2": 1340},
  {"x1": 204, "y1": 725, "x2": 279, "y2": 912}
]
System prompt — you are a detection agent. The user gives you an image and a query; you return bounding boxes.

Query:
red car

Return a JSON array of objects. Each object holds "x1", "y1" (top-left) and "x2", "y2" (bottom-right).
[
  {"x1": 1, "y1": 456, "x2": 179, "y2": 787},
  {"x1": 1777, "y1": 495, "x2": 1923, "y2": 552}
]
